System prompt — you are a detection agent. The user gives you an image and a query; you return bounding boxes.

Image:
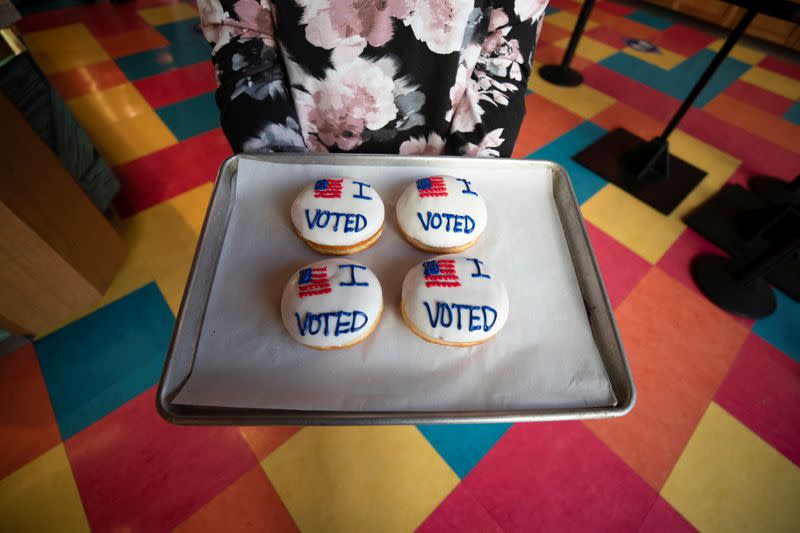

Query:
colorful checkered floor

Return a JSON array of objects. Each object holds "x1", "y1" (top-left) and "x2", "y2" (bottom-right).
[{"x1": 3, "y1": 0, "x2": 800, "y2": 530}]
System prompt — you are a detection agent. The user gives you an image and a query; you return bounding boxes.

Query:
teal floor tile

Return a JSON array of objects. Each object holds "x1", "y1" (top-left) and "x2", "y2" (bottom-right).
[
  {"x1": 784, "y1": 101, "x2": 800, "y2": 126},
  {"x1": 116, "y1": 43, "x2": 209, "y2": 81},
  {"x1": 754, "y1": 290, "x2": 800, "y2": 363},
  {"x1": 156, "y1": 91, "x2": 219, "y2": 140},
  {"x1": 419, "y1": 423, "x2": 512, "y2": 479},
  {"x1": 35, "y1": 283, "x2": 174, "y2": 439},
  {"x1": 156, "y1": 17, "x2": 207, "y2": 48},
  {"x1": 600, "y1": 50, "x2": 751, "y2": 107},
  {"x1": 545, "y1": 5, "x2": 560, "y2": 15},
  {"x1": 626, "y1": 10, "x2": 673, "y2": 30},
  {"x1": 528, "y1": 121, "x2": 609, "y2": 204}
]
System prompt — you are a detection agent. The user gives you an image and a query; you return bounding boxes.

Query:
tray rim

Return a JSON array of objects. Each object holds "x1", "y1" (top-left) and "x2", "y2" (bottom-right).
[{"x1": 156, "y1": 153, "x2": 636, "y2": 425}]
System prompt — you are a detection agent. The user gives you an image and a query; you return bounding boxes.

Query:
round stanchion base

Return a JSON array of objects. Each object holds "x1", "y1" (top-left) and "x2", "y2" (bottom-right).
[
  {"x1": 538, "y1": 64, "x2": 584, "y2": 87},
  {"x1": 690, "y1": 254, "x2": 776, "y2": 319}
]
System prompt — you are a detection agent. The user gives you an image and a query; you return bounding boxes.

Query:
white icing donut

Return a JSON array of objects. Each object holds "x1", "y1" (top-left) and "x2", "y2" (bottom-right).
[
  {"x1": 401, "y1": 255, "x2": 508, "y2": 346},
  {"x1": 396, "y1": 175, "x2": 488, "y2": 251},
  {"x1": 281, "y1": 259, "x2": 383, "y2": 349},
  {"x1": 291, "y1": 178, "x2": 385, "y2": 252}
]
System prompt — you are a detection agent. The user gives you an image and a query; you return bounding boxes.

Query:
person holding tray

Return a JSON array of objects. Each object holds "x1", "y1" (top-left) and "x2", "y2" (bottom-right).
[{"x1": 198, "y1": 0, "x2": 549, "y2": 158}]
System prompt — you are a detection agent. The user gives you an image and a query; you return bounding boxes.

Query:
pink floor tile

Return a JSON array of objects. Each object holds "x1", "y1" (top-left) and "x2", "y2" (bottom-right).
[
  {"x1": 586, "y1": 221, "x2": 651, "y2": 308},
  {"x1": 759, "y1": 56, "x2": 800, "y2": 81},
  {"x1": 114, "y1": 128, "x2": 232, "y2": 218},
  {"x1": 715, "y1": 334, "x2": 800, "y2": 466},
  {"x1": 595, "y1": 0, "x2": 636, "y2": 16},
  {"x1": 417, "y1": 484, "x2": 503, "y2": 533},
  {"x1": 65, "y1": 388, "x2": 257, "y2": 533},
  {"x1": 582, "y1": 63, "x2": 679, "y2": 123},
  {"x1": 462, "y1": 421, "x2": 657, "y2": 532},
  {"x1": 652, "y1": 24, "x2": 715, "y2": 57},
  {"x1": 723, "y1": 80, "x2": 794, "y2": 117},
  {"x1": 639, "y1": 497, "x2": 697, "y2": 532},
  {"x1": 135, "y1": 62, "x2": 217, "y2": 109},
  {"x1": 682, "y1": 108, "x2": 800, "y2": 179},
  {"x1": 657, "y1": 227, "x2": 755, "y2": 329}
]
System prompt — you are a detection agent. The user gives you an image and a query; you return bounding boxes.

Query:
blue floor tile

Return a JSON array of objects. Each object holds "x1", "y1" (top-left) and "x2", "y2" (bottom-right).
[
  {"x1": 545, "y1": 5, "x2": 560, "y2": 15},
  {"x1": 626, "y1": 10, "x2": 674, "y2": 30},
  {"x1": 528, "y1": 121, "x2": 609, "y2": 204},
  {"x1": 600, "y1": 50, "x2": 751, "y2": 107},
  {"x1": 754, "y1": 290, "x2": 800, "y2": 363},
  {"x1": 157, "y1": 91, "x2": 219, "y2": 140},
  {"x1": 418, "y1": 423, "x2": 512, "y2": 478},
  {"x1": 784, "y1": 101, "x2": 800, "y2": 126},
  {"x1": 35, "y1": 284, "x2": 174, "y2": 439}
]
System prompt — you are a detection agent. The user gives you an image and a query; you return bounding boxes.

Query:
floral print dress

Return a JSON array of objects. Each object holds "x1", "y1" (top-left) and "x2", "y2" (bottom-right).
[{"x1": 198, "y1": 0, "x2": 549, "y2": 157}]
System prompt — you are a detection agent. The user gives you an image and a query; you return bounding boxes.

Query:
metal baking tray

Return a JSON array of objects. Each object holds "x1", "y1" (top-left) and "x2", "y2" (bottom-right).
[{"x1": 157, "y1": 154, "x2": 634, "y2": 425}]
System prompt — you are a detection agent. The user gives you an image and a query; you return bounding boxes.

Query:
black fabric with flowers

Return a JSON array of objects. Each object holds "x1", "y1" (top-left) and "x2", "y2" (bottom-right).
[{"x1": 198, "y1": 0, "x2": 548, "y2": 156}]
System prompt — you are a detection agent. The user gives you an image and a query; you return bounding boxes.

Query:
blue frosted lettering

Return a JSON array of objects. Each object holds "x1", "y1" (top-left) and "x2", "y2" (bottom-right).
[{"x1": 416, "y1": 211, "x2": 475, "y2": 233}]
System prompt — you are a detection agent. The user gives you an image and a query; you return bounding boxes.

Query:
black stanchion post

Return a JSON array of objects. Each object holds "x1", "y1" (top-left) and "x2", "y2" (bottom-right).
[{"x1": 538, "y1": 0, "x2": 596, "y2": 87}]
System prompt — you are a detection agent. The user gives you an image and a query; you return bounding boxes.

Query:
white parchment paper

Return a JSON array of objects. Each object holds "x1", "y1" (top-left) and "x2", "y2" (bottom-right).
[{"x1": 173, "y1": 158, "x2": 616, "y2": 411}]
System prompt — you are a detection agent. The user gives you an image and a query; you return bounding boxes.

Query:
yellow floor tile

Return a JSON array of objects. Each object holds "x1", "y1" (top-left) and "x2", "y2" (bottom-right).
[
  {"x1": 24, "y1": 24, "x2": 109, "y2": 74},
  {"x1": 66, "y1": 83, "x2": 177, "y2": 165},
  {"x1": 581, "y1": 184, "x2": 686, "y2": 264},
  {"x1": 529, "y1": 69, "x2": 615, "y2": 119},
  {"x1": 552, "y1": 36, "x2": 618, "y2": 63},
  {"x1": 624, "y1": 47, "x2": 686, "y2": 70},
  {"x1": 138, "y1": 2, "x2": 198, "y2": 26},
  {"x1": 119, "y1": 183, "x2": 213, "y2": 314},
  {"x1": 662, "y1": 403, "x2": 800, "y2": 532},
  {"x1": 262, "y1": 426, "x2": 459, "y2": 533},
  {"x1": 740, "y1": 66, "x2": 800, "y2": 100},
  {"x1": 708, "y1": 39, "x2": 765, "y2": 65},
  {"x1": 668, "y1": 130, "x2": 741, "y2": 220},
  {"x1": 0, "y1": 445, "x2": 90, "y2": 532},
  {"x1": 67, "y1": 83, "x2": 152, "y2": 126},
  {"x1": 546, "y1": 10, "x2": 599, "y2": 32}
]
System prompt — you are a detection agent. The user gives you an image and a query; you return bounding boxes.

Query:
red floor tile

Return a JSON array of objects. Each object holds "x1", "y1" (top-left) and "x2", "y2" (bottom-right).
[
  {"x1": 584, "y1": 25, "x2": 627, "y2": 49},
  {"x1": 48, "y1": 60, "x2": 128, "y2": 100},
  {"x1": 657, "y1": 227, "x2": 755, "y2": 329},
  {"x1": 652, "y1": 24, "x2": 715, "y2": 57},
  {"x1": 595, "y1": 0, "x2": 636, "y2": 16},
  {"x1": 704, "y1": 94, "x2": 800, "y2": 155},
  {"x1": 512, "y1": 92, "x2": 583, "y2": 157},
  {"x1": 723, "y1": 80, "x2": 794, "y2": 117},
  {"x1": 534, "y1": 42, "x2": 593, "y2": 72},
  {"x1": 640, "y1": 498, "x2": 697, "y2": 532},
  {"x1": 238, "y1": 426, "x2": 301, "y2": 461},
  {"x1": 759, "y1": 56, "x2": 800, "y2": 81},
  {"x1": 135, "y1": 61, "x2": 217, "y2": 109},
  {"x1": 0, "y1": 343, "x2": 61, "y2": 480},
  {"x1": 65, "y1": 387, "x2": 257, "y2": 533},
  {"x1": 585, "y1": 221, "x2": 651, "y2": 308},
  {"x1": 682, "y1": 107, "x2": 800, "y2": 179},
  {"x1": 113, "y1": 128, "x2": 232, "y2": 218},
  {"x1": 716, "y1": 334, "x2": 800, "y2": 466},
  {"x1": 537, "y1": 21, "x2": 572, "y2": 46},
  {"x1": 591, "y1": 100, "x2": 664, "y2": 140},
  {"x1": 590, "y1": 9, "x2": 659, "y2": 41},
  {"x1": 585, "y1": 268, "x2": 750, "y2": 490},
  {"x1": 173, "y1": 465, "x2": 298, "y2": 533},
  {"x1": 583, "y1": 63, "x2": 679, "y2": 123},
  {"x1": 18, "y1": 4, "x2": 149, "y2": 37},
  {"x1": 462, "y1": 421, "x2": 657, "y2": 531},
  {"x1": 98, "y1": 26, "x2": 171, "y2": 59},
  {"x1": 417, "y1": 484, "x2": 503, "y2": 533}
]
